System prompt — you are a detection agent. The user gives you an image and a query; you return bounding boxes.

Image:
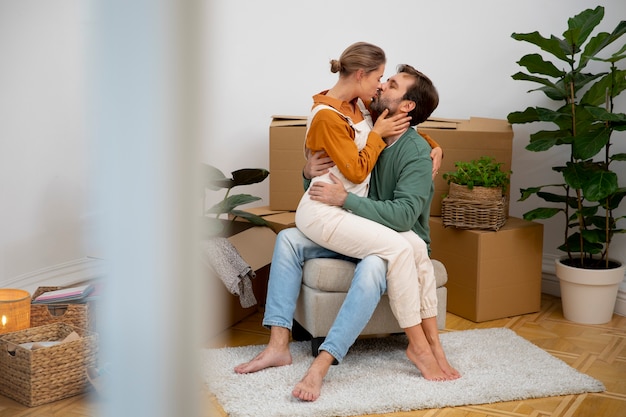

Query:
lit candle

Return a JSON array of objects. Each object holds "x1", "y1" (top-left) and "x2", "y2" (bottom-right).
[{"x1": 1, "y1": 314, "x2": 6, "y2": 328}]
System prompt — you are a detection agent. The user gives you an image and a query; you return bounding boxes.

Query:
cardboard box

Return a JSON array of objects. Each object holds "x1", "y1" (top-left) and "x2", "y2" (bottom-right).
[
  {"x1": 268, "y1": 115, "x2": 513, "y2": 214},
  {"x1": 269, "y1": 115, "x2": 307, "y2": 211},
  {"x1": 429, "y1": 216, "x2": 543, "y2": 322},
  {"x1": 417, "y1": 117, "x2": 513, "y2": 216},
  {"x1": 207, "y1": 224, "x2": 277, "y2": 334}
]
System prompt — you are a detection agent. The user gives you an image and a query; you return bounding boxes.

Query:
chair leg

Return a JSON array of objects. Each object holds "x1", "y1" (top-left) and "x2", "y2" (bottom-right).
[
  {"x1": 311, "y1": 337, "x2": 325, "y2": 357},
  {"x1": 291, "y1": 320, "x2": 312, "y2": 341}
]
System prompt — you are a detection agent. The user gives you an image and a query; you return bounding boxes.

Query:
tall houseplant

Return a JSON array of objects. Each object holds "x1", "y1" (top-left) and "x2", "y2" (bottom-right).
[{"x1": 507, "y1": 6, "x2": 626, "y2": 323}]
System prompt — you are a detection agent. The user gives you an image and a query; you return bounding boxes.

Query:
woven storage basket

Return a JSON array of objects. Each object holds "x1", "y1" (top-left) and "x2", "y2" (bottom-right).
[
  {"x1": 441, "y1": 197, "x2": 508, "y2": 231},
  {"x1": 30, "y1": 286, "x2": 93, "y2": 330},
  {"x1": 447, "y1": 182, "x2": 503, "y2": 201},
  {"x1": 0, "y1": 322, "x2": 98, "y2": 407}
]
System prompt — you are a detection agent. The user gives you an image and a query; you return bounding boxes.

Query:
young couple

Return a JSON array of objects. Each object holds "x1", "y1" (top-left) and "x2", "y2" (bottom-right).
[{"x1": 234, "y1": 41, "x2": 460, "y2": 402}]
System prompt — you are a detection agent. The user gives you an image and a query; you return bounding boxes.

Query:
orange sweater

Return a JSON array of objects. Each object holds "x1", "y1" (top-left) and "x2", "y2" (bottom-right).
[{"x1": 306, "y1": 92, "x2": 440, "y2": 184}]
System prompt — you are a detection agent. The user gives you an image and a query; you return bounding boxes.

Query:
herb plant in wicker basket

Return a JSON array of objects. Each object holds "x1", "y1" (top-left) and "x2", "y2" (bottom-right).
[
  {"x1": 507, "y1": 6, "x2": 626, "y2": 324},
  {"x1": 441, "y1": 156, "x2": 511, "y2": 231},
  {"x1": 443, "y1": 156, "x2": 511, "y2": 201}
]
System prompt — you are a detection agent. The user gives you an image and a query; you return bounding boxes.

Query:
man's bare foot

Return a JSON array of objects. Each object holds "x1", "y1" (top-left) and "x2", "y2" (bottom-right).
[
  {"x1": 406, "y1": 343, "x2": 448, "y2": 381},
  {"x1": 291, "y1": 351, "x2": 335, "y2": 401},
  {"x1": 234, "y1": 346, "x2": 292, "y2": 374}
]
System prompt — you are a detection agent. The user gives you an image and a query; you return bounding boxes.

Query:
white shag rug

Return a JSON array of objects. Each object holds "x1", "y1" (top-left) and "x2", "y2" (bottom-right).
[{"x1": 202, "y1": 328, "x2": 604, "y2": 417}]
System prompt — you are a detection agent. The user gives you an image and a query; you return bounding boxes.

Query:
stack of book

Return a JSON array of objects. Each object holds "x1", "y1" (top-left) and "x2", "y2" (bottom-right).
[{"x1": 31, "y1": 284, "x2": 96, "y2": 304}]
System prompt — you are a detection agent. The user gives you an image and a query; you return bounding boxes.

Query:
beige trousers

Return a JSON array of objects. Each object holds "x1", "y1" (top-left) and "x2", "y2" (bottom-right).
[{"x1": 295, "y1": 201, "x2": 436, "y2": 328}]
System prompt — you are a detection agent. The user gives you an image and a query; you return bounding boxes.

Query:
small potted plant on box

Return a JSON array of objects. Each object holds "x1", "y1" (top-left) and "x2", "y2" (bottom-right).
[
  {"x1": 507, "y1": 6, "x2": 626, "y2": 324},
  {"x1": 441, "y1": 156, "x2": 511, "y2": 230},
  {"x1": 202, "y1": 164, "x2": 270, "y2": 236},
  {"x1": 443, "y1": 155, "x2": 511, "y2": 200}
]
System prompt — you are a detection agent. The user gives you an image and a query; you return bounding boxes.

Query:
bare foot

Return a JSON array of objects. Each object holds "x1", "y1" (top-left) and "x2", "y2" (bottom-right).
[
  {"x1": 291, "y1": 352, "x2": 335, "y2": 401},
  {"x1": 234, "y1": 346, "x2": 292, "y2": 374},
  {"x1": 430, "y1": 344, "x2": 460, "y2": 380},
  {"x1": 406, "y1": 343, "x2": 448, "y2": 381}
]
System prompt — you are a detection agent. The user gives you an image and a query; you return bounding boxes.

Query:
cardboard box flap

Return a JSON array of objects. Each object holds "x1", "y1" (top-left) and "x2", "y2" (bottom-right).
[
  {"x1": 417, "y1": 119, "x2": 460, "y2": 130},
  {"x1": 271, "y1": 115, "x2": 307, "y2": 127},
  {"x1": 417, "y1": 117, "x2": 513, "y2": 133},
  {"x1": 226, "y1": 226, "x2": 276, "y2": 271},
  {"x1": 466, "y1": 117, "x2": 513, "y2": 132}
]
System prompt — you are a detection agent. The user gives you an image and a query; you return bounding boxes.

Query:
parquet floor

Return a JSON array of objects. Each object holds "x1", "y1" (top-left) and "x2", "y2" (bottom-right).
[{"x1": 1, "y1": 294, "x2": 624, "y2": 417}]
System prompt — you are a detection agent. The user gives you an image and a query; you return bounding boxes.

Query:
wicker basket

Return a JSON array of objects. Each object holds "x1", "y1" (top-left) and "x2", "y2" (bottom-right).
[
  {"x1": 447, "y1": 182, "x2": 503, "y2": 201},
  {"x1": 30, "y1": 286, "x2": 94, "y2": 330},
  {"x1": 441, "y1": 197, "x2": 508, "y2": 231},
  {"x1": 0, "y1": 322, "x2": 98, "y2": 407}
]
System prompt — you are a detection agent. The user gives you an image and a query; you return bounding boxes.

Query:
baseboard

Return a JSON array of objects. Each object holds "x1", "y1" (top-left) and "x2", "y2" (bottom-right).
[
  {"x1": 540, "y1": 255, "x2": 626, "y2": 318},
  {"x1": 1, "y1": 257, "x2": 107, "y2": 296}
]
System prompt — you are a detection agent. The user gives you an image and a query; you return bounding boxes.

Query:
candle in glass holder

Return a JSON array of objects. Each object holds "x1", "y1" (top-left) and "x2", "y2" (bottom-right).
[{"x1": 0, "y1": 289, "x2": 31, "y2": 334}]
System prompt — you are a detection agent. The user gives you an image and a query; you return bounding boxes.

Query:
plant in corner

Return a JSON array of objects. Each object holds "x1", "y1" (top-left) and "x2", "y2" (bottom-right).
[
  {"x1": 202, "y1": 163, "x2": 270, "y2": 236},
  {"x1": 507, "y1": 6, "x2": 626, "y2": 323}
]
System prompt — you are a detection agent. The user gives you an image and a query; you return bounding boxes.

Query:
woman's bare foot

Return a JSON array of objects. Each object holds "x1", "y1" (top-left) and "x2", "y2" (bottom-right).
[
  {"x1": 405, "y1": 342, "x2": 448, "y2": 381},
  {"x1": 430, "y1": 343, "x2": 460, "y2": 379},
  {"x1": 234, "y1": 346, "x2": 292, "y2": 374},
  {"x1": 292, "y1": 351, "x2": 335, "y2": 401}
]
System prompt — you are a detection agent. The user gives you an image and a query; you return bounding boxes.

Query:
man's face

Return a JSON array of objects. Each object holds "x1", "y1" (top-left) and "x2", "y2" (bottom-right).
[{"x1": 370, "y1": 72, "x2": 413, "y2": 116}]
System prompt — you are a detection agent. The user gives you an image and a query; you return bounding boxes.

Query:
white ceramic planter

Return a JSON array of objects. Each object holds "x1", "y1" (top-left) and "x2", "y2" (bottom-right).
[{"x1": 556, "y1": 258, "x2": 625, "y2": 325}]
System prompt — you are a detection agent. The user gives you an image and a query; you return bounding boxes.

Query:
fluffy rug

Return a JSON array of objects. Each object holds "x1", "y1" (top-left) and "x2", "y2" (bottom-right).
[{"x1": 202, "y1": 328, "x2": 604, "y2": 417}]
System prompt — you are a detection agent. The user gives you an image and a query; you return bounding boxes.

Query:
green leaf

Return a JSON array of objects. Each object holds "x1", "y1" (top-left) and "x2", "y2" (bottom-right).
[
  {"x1": 559, "y1": 233, "x2": 603, "y2": 254},
  {"x1": 611, "y1": 153, "x2": 626, "y2": 161},
  {"x1": 526, "y1": 129, "x2": 572, "y2": 152},
  {"x1": 579, "y1": 20, "x2": 626, "y2": 69},
  {"x1": 511, "y1": 32, "x2": 571, "y2": 63},
  {"x1": 519, "y1": 186, "x2": 541, "y2": 201},
  {"x1": 572, "y1": 125, "x2": 610, "y2": 159},
  {"x1": 536, "y1": 191, "x2": 569, "y2": 203},
  {"x1": 517, "y1": 54, "x2": 565, "y2": 77},
  {"x1": 230, "y1": 210, "x2": 269, "y2": 226},
  {"x1": 564, "y1": 6, "x2": 604, "y2": 54},
  {"x1": 522, "y1": 207, "x2": 561, "y2": 221},
  {"x1": 231, "y1": 168, "x2": 270, "y2": 187},
  {"x1": 203, "y1": 164, "x2": 234, "y2": 191},
  {"x1": 206, "y1": 194, "x2": 262, "y2": 215},
  {"x1": 562, "y1": 162, "x2": 585, "y2": 189},
  {"x1": 581, "y1": 170, "x2": 618, "y2": 202},
  {"x1": 582, "y1": 70, "x2": 626, "y2": 106},
  {"x1": 511, "y1": 72, "x2": 566, "y2": 99}
]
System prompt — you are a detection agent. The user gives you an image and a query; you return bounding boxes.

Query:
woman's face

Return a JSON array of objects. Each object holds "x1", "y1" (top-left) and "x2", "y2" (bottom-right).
[{"x1": 359, "y1": 64, "x2": 385, "y2": 101}]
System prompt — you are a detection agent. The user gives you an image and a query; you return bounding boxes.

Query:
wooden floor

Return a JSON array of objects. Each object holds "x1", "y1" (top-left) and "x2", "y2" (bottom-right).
[{"x1": 1, "y1": 294, "x2": 624, "y2": 417}]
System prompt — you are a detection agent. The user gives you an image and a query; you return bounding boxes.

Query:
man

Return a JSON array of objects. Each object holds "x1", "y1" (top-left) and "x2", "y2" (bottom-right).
[{"x1": 235, "y1": 64, "x2": 459, "y2": 401}]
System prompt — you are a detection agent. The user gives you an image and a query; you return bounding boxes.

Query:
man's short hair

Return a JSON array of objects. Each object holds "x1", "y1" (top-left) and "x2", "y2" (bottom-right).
[{"x1": 398, "y1": 64, "x2": 439, "y2": 126}]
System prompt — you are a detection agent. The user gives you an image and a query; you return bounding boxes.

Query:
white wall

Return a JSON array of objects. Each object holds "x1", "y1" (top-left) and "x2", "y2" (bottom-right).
[{"x1": 2, "y1": 1, "x2": 625, "y2": 310}]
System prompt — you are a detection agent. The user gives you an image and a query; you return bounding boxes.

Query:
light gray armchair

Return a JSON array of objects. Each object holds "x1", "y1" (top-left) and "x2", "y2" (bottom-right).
[{"x1": 293, "y1": 258, "x2": 448, "y2": 356}]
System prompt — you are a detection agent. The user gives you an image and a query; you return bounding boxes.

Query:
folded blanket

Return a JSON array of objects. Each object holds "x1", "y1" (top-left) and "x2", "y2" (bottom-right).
[{"x1": 202, "y1": 238, "x2": 257, "y2": 308}]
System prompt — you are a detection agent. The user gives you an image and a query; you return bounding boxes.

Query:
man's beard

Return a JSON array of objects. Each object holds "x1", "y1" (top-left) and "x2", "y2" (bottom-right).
[{"x1": 370, "y1": 94, "x2": 399, "y2": 115}]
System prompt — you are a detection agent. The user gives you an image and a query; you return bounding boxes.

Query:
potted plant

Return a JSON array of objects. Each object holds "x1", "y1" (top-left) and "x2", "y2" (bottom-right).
[
  {"x1": 507, "y1": 6, "x2": 626, "y2": 324},
  {"x1": 202, "y1": 163, "x2": 270, "y2": 236},
  {"x1": 441, "y1": 156, "x2": 511, "y2": 230},
  {"x1": 443, "y1": 155, "x2": 511, "y2": 200}
]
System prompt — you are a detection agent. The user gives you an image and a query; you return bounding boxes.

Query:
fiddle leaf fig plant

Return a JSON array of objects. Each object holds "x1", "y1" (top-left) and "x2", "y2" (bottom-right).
[
  {"x1": 203, "y1": 164, "x2": 269, "y2": 235},
  {"x1": 507, "y1": 6, "x2": 626, "y2": 269}
]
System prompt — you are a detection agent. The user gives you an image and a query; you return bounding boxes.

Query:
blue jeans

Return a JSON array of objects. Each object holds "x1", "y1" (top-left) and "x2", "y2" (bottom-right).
[{"x1": 263, "y1": 227, "x2": 387, "y2": 363}]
